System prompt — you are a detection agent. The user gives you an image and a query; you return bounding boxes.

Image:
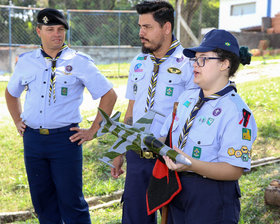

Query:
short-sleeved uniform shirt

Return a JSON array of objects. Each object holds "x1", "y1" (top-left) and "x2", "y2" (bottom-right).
[
  {"x1": 126, "y1": 45, "x2": 197, "y2": 138},
  {"x1": 7, "y1": 47, "x2": 113, "y2": 129},
  {"x1": 160, "y1": 86, "x2": 257, "y2": 171}
]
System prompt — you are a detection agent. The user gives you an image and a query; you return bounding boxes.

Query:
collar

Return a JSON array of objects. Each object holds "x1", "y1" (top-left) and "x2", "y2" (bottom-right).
[{"x1": 188, "y1": 82, "x2": 234, "y2": 108}]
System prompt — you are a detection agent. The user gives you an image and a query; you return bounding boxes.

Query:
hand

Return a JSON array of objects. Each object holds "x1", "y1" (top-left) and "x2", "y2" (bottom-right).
[
  {"x1": 111, "y1": 155, "x2": 124, "y2": 179},
  {"x1": 163, "y1": 146, "x2": 192, "y2": 172},
  {"x1": 69, "y1": 127, "x2": 95, "y2": 145},
  {"x1": 15, "y1": 120, "x2": 26, "y2": 137}
]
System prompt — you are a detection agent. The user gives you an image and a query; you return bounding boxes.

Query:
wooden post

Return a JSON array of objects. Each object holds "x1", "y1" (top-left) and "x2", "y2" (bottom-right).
[{"x1": 161, "y1": 205, "x2": 169, "y2": 224}]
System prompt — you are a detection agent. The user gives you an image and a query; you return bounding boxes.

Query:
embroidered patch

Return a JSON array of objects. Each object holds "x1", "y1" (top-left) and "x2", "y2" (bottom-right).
[
  {"x1": 235, "y1": 150, "x2": 242, "y2": 158},
  {"x1": 242, "y1": 153, "x2": 249, "y2": 162},
  {"x1": 165, "y1": 87, "x2": 174, "y2": 96},
  {"x1": 206, "y1": 118, "x2": 214, "y2": 126},
  {"x1": 176, "y1": 56, "x2": 184, "y2": 63},
  {"x1": 167, "y1": 67, "x2": 181, "y2": 74},
  {"x1": 213, "y1": 108, "x2": 222, "y2": 116},
  {"x1": 228, "y1": 146, "x2": 250, "y2": 162},
  {"x1": 134, "y1": 63, "x2": 143, "y2": 72},
  {"x1": 65, "y1": 65, "x2": 72, "y2": 72},
  {"x1": 61, "y1": 87, "x2": 68, "y2": 96},
  {"x1": 192, "y1": 146, "x2": 201, "y2": 159},
  {"x1": 198, "y1": 116, "x2": 206, "y2": 124},
  {"x1": 225, "y1": 42, "x2": 231, "y2": 46},
  {"x1": 228, "y1": 147, "x2": 235, "y2": 156},
  {"x1": 183, "y1": 101, "x2": 191, "y2": 108},
  {"x1": 133, "y1": 83, "x2": 137, "y2": 94},
  {"x1": 239, "y1": 108, "x2": 251, "y2": 127},
  {"x1": 241, "y1": 146, "x2": 248, "y2": 154},
  {"x1": 242, "y1": 128, "x2": 251, "y2": 141},
  {"x1": 137, "y1": 56, "x2": 147, "y2": 60}
]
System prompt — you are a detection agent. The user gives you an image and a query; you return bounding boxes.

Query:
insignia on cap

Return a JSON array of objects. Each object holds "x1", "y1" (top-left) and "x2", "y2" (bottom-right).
[
  {"x1": 42, "y1": 16, "x2": 49, "y2": 24},
  {"x1": 225, "y1": 42, "x2": 231, "y2": 46}
]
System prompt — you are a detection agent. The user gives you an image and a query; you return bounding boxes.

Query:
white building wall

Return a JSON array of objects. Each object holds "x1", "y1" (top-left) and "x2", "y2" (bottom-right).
[
  {"x1": 219, "y1": 0, "x2": 280, "y2": 32},
  {"x1": 271, "y1": 0, "x2": 280, "y2": 17}
]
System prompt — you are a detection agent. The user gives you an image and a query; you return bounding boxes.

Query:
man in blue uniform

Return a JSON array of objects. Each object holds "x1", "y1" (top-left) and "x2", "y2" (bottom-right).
[
  {"x1": 5, "y1": 8, "x2": 117, "y2": 223},
  {"x1": 110, "y1": 1, "x2": 196, "y2": 223}
]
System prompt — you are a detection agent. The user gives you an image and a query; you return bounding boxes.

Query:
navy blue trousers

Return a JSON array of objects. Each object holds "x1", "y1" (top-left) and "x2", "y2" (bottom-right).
[
  {"x1": 23, "y1": 126, "x2": 91, "y2": 224},
  {"x1": 167, "y1": 173, "x2": 241, "y2": 224},
  {"x1": 122, "y1": 150, "x2": 157, "y2": 224}
]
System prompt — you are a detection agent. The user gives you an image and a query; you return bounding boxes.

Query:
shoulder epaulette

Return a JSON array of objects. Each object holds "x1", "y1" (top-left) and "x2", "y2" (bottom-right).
[
  {"x1": 76, "y1": 51, "x2": 94, "y2": 62},
  {"x1": 229, "y1": 93, "x2": 249, "y2": 112},
  {"x1": 18, "y1": 51, "x2": 33, "y2": 58}
]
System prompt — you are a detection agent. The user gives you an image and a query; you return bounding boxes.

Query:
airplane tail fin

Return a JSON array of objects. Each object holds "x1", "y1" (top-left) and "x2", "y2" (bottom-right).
[{"x1": 96, "y1": 108, "x2": 121, "y2": 137}]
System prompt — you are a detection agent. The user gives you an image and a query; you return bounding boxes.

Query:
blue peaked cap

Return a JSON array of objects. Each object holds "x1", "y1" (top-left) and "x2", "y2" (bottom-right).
[{"x1": 183, "y1": 29, "x2": 240, "y2": 58}]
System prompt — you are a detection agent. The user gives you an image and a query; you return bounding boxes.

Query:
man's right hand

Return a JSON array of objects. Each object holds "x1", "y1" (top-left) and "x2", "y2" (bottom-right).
[
  {"x1": 111, "y1": 155, "x2": 124, "y2": 178},
  {"x1": 16, "y1": 120, "x2": 26, "y2": 137}
]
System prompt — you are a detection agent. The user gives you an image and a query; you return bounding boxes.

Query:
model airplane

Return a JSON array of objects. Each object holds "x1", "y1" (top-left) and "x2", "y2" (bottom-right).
[{"x1": 96, "y1": 108, "x2": 192, "y2": 168}]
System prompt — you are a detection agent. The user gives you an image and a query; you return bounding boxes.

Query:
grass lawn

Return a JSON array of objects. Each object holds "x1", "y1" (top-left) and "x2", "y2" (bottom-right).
[{"x1": 0, "y1": 65, "x2": 279, "y2": 223}]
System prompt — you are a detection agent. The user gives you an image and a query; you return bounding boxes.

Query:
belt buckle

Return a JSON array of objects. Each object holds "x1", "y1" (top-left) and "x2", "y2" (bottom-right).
[
  {"x1": 140, "y1": 151, "x2": 155, "y2": 159},
  {"x1": 39, "y1": 129, "x2": 49, "y2": 135}
]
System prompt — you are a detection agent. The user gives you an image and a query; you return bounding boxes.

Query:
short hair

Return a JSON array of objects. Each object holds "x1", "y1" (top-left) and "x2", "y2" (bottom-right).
[
  {"x1": 37, "y1": 24, "x2": 43, "y2": 29},
  {"x1": 212, "y1": 48, "x2": 240, "y2": 78},
  {"x1": 136, "y1": 1, "x2": 174, "y2": 31}
]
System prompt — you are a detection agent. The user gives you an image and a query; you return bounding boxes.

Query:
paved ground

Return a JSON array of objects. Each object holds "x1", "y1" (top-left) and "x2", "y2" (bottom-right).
[{"x1": 1, "y1": 59, "x2": 280, "y2": 121}]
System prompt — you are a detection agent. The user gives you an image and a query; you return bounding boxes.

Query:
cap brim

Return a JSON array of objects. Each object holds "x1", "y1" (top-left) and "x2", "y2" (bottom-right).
[{"x1": 183, "y1": 46, "x2": 215, "y2": 58}]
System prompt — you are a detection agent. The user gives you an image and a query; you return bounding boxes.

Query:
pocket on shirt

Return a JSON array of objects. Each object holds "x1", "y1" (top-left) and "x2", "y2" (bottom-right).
[
  {"x1": 21, "y1": 74, "x2": 36, "y2": 90},
  {"x1": 161, "y1": 73, "x2": 183, "y2": 86},
  {"x1": 188, "y1": 129, "x2": 215, "y2": 146},
  {"x1": 56, "y1": 75, "x2": 77, "y2": 86}
]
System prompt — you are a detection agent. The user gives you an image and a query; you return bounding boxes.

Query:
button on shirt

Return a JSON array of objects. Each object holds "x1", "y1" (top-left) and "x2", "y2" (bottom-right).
[
  {"x1": 126, "y1": 45, "x2": 197, "y2": 138},
  {"x1": 7, "y1": 48, "x2": 113, "y2": 129},
  {"x1": 160, "y1": 87, "x2": 257, "y2": 171}
]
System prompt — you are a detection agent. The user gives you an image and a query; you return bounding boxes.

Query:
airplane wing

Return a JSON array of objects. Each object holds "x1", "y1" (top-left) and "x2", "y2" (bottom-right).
[
  {"x1": 133, "y1": 109, "x2": 165, "y2": 134},
  {"x1": 99, "y1": 137, "x2": 141, "y2": 168}
]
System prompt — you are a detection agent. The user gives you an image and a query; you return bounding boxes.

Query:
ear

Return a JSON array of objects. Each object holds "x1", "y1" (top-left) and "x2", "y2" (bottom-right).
[
  {"x1": 163, "y1": 21, "x2": 172, "y2": 35},
  {"x1": 220, "y1": 59, "x2": 230, "y2": 71},
  {"x1": 36, "y1": 27, "x2": 41, "y2": 37}
]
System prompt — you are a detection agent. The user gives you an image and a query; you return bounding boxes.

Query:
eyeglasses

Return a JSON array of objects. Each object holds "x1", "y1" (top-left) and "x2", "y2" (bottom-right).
[{"x1": 189, "y1": 57, "x2": 221, "y2": 67}]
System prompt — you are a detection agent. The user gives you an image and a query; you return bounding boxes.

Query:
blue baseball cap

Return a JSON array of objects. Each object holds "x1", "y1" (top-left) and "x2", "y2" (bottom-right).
[{"x1": 183, "y1": 29, "x2": 240, "y2": 58}]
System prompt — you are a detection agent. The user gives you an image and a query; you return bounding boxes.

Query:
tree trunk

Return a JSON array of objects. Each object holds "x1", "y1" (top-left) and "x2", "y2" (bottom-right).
[
  {"x1": 264, "y1": 179, "x2": 280, "y2": 207},
  {"x1": 177, "y1": 0, "x2": 202, "y2": 47}
]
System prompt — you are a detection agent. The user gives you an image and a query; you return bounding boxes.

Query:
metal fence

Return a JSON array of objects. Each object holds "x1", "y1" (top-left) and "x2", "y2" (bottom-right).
[
  {"x1": 0, "y1": 3, "x2": 219, "y2": 75},
  {"x1": 0, "y1": 6, "x2": 139, "y2": 46},
  {"x1": 0, "y1": 5, "x2": 140, "y2": 75}
]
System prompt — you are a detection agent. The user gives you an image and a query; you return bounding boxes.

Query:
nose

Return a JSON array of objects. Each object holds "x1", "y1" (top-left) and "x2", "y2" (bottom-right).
[
  {"x1": 139, "y1": 27, "x2": 145, "y2": 37},
  {"x1": 193, "y1": 60, "x2": 199, "y2": 68}
]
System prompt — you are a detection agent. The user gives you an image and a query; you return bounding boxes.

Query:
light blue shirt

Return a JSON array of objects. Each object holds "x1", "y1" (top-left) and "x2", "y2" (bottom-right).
[
  {"x1": 160, "y1": 87, "x2": 257, "y2": 171},
  {"x1": 7, "y1": 47, "x2": 113, "y2": 129},
  {"x1": 126, "y1": 45, "x2": 197, "y2": 138}
]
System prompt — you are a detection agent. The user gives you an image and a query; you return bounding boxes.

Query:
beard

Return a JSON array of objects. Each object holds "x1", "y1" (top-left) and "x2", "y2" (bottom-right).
[{"x1": 140, "y1": 38, "x2": 162, "y2": 54}]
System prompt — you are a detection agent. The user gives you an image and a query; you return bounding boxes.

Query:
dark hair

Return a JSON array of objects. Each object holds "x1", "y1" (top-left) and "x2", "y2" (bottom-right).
[
  {"x1": 136, "y1": 1, "x2": 174, "y2": 31},
  {"x1": 37, "y1": 24, "x2": 43, "y2": 29},
  {"x1": 213, "y1": 47, "x2": 251, "y2": 77}
]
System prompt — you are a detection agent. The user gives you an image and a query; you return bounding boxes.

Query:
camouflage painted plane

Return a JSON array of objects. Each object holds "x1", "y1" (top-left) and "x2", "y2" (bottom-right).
[{"x1": 96, "y1": 108, "x2": 192, "y2": 168}]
